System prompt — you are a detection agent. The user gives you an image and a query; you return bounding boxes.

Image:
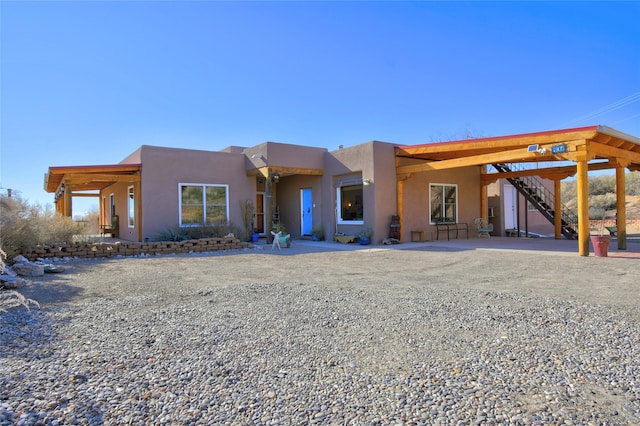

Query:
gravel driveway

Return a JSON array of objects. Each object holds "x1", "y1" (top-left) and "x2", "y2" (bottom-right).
[{"x1": 2, "y1": 242, "x2": 639, "y2": 424}]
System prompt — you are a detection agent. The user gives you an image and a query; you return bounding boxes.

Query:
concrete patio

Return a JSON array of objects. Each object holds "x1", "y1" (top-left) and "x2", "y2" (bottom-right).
[{"x1": 288, "y1": 235, "x2": 640, "y2": 258}]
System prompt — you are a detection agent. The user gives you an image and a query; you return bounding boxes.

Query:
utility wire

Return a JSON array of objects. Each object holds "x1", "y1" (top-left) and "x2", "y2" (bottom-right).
[
  {"x1": 610, "y1": 112, "x2": 640, "y2": 126},
  {"x1": 562, "y1": 92, "x2": 640, "y2": 126}
]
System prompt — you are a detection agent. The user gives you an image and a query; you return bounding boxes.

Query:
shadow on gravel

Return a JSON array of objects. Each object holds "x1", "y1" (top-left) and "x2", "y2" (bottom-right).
[{"x1": 17, "y1": 274, "x2": 84, "y2": 305}]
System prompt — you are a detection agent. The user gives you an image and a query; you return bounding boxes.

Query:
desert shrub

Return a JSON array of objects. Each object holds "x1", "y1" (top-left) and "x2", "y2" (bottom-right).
[
  {"x1": 0, "y1": 195, "x2": 85, "y2": 257},
  {"x1": 72, "y1": 234, "x2": 102, "y2": 244},
  {"x1": 155, "y1": 226, "x2": 190, "y2": 242},
  {"x1": 588, "y1": 193, "x2": 617, "y2": 219},
  {"x1": 588, "y1": 174, "x2": 615, "y2": 195},
  {"x1": 154, "y1": 222, "x2": 242, "y2": 242},
  {"x1": 81, "y1": 208, "x2": 100, "y2": 234},
  {"x1": 627, "y1": 171, "x2": 640, "y2": 195},
  {"x1": 562, "y1": 172, "x2": 640, "y2": 214}
]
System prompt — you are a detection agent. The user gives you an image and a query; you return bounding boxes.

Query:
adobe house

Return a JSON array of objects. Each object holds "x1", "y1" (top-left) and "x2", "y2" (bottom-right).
[{"x1": 45, "y1": 125, "x2": 640, "y2": 256}]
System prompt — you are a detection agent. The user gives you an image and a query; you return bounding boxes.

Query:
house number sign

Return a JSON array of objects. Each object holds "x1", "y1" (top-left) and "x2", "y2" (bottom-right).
[{"x1": 551, "y1": 143, "x2": 567, "y2": 154}]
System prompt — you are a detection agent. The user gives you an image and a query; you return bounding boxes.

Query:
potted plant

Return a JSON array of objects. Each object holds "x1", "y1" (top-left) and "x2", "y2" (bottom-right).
[
  {"x1": 311, "y1": 225, "x2": 324, "y2": 241},
  {"x1": 590, "y1": 206, "x2": 611, "y2": 257},
  {"x1": 272, "y1": 223, "x2": 291, "y2": 248},
  {"x1": 356, "y1": 227, "x2": 373, "y2": 245}
]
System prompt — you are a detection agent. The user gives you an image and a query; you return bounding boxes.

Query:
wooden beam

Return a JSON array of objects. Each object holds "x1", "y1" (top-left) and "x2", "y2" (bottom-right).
[
  {"x1": 560, "y1": 145, "x2": 595, "y2": 163},
  {"x1": 480, "y1": 172, "x2": 500, "y2": 185},
  {"x1": 609, "y1": 158, "x2": 631, "y2": 169},
  {"x1": 270, "y1": 166, "x2": 324, "y2": 176},
  {"x1": 616, "y1": 167, "x2": 627, "y2": 250},
  {"x1": 247, "y1": 166, "x2": 323, "y2": 177},
  {"x1": 70, "y1": 192, "x2": 101, "y2": 197},
  {"x1": 397, "y1": 140, "x2": 592, "y2": 175},
  {"x1": 46, "y1": 164, "x2": 141, "y2": 193},
  {"x1": 396, "y1": 129, "x2": 598, "y2": 156},
  {"x1": 397, "y1": 146, "x2": 541, "y2": 174},
  {"x1": 49, "y1": 164, "x2": 141, "y2": 174},
  {"x1": 479, "y1": 161, "x2": 615, "y2": 185},
  {"x1": 588, "y1": 141, "x2": 640, "y2": 163},
  {"x1": 67, "y1": 173, "x2": 140, "y2": 185},
  {"x1": 576, "y1": 160, "x2": 589, "y2": 256}
]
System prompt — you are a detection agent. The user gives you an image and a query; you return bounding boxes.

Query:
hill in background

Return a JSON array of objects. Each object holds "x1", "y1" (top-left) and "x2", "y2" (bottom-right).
[{"x1": 561, "y1": 172, "x2": 640, "y2": 220}]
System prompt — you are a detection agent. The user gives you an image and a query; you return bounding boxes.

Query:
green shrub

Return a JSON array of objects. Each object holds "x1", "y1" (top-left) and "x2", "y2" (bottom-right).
[
  {"x1": 153, "y1": 222, "x2": 243, "y2": 242},
  {"x1": 154, "y1": 226, "x2": 189, "y2": 242}
]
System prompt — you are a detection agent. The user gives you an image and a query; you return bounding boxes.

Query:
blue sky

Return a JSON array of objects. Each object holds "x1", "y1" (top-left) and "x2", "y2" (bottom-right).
[{"x1": 2, "y1": 1, "x2": 639, "y2": 215}]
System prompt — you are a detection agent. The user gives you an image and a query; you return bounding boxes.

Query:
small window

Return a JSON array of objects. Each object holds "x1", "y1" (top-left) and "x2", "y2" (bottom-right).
[
  {"x1": 430, "y1": 184, "x2": 458, "y2": 223},
  {"x1": 179, "y1": 184, "x2": 229, "y2": 226},
  {"x1": 109, "y1": 193, "x2": 115, "y2": 222},
  {"x1": 337, "y1": 184, "x2": 364, "y2": 224},
  {"x1": 127, "y1": 186, "x2": 135, "y2": 227}
]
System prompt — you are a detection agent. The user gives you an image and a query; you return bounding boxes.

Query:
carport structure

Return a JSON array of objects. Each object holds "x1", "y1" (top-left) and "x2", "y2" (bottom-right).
[{"x1": 395, "y1": 126, "x2": 640, "y2": 256}]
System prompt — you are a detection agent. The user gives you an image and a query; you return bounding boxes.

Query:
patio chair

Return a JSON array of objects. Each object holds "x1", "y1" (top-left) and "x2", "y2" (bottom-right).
[{"x1": 474, "y1": 217, "x2": 493, "y2": 238}]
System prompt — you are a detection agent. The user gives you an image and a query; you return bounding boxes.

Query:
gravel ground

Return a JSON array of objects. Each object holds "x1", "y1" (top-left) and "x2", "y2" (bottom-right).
[{"x1": 1, "y1": 242, "x2": 639, "y2": 425}]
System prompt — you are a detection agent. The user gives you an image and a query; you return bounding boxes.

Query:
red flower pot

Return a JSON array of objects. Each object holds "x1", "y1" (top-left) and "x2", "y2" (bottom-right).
[{"x1": 590, "y1": 235, "x2": 611, "y2": 257}]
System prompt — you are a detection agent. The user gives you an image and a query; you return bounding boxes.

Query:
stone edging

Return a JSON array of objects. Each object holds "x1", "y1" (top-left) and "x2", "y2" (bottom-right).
[{"x1": 17, "y1": 237, "x2": 250, "y2": 261}]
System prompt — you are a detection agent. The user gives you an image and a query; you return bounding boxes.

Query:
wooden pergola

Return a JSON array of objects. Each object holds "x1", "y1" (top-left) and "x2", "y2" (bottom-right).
[
  {"x1": 395, "y1": 126, "x2": 640, "y2": 256},
  {"x1": 44, "y1": 164, "x2": 142, "y2": 237}
]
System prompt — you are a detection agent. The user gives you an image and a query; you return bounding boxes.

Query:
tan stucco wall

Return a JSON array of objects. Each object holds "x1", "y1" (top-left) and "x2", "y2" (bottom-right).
[
  {"x1": 245, "y1": 142, "x2": 327, "y2": 238},
  {"x1": 108, "y1": 145, "x2": 254, "y2": 241},
  {"x1": 120, "y1": 147, "x2": 142, "y2": 164},
  {"x1": 400, "y1": 167, "x2": 481, "y2": 241},
  {"x1": 244, "y1": 142, "x2": 326, "y2": 172},
  {"x1": 274, "y1": 174, "x2": 323, "y2": 238},
  {"x1": 101, "y1": 140, "x2": 490, "y2": 244},
  {"x1": 323, "y1": 141, "x2": 398, "y2": 243}
]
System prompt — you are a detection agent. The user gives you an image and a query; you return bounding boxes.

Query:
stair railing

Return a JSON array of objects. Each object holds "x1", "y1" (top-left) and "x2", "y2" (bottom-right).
[{"x1": 491, "y1": 163, "x2": 578, "y2": 238}]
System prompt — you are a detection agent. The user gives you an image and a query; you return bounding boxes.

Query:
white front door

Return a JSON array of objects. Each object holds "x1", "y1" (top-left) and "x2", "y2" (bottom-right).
[{"x1": 503, "y1": 185, "x2": 517, "y2": 230}]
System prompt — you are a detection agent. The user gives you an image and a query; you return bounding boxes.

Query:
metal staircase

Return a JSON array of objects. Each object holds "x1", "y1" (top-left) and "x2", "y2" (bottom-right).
[{"x1": 492, "y1": 163, "x2": 578, "y2": 239}]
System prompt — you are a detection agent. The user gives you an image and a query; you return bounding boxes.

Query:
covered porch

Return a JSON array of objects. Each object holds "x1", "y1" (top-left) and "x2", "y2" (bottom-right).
[
  {"x1": 44, "y1": 164, "x2": 142, "y2": 239},
  {"x1": 395, "y1": 125, "x2": 640, "y2": 256}
]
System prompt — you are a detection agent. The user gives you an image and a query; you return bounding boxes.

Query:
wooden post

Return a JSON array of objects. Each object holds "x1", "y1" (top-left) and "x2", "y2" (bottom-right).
[
  {"x1": 515, "y1": 188, "x2": 520, "y2": 237},
  {"x1": 554, "y1": 179, "x2": 562, "y2": 239},
  {"x1": 265, "y1": 169, "x2": 273, "y2": 243},
  {"x1": 616, "y1": 166, "x2": 627, "y2": 250},
  {"x1": 480, "y1": 166, "x2": 488, "y2": 221},
  {"x1": 576, "y1": 160, "x2": 590, "y2": 256},
  {"x1": 397, "y1": 177, "x2": 405, "y2": 241},
  {"x1": 63, "y1": 181, "x2": 72, "y2": 217}
]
